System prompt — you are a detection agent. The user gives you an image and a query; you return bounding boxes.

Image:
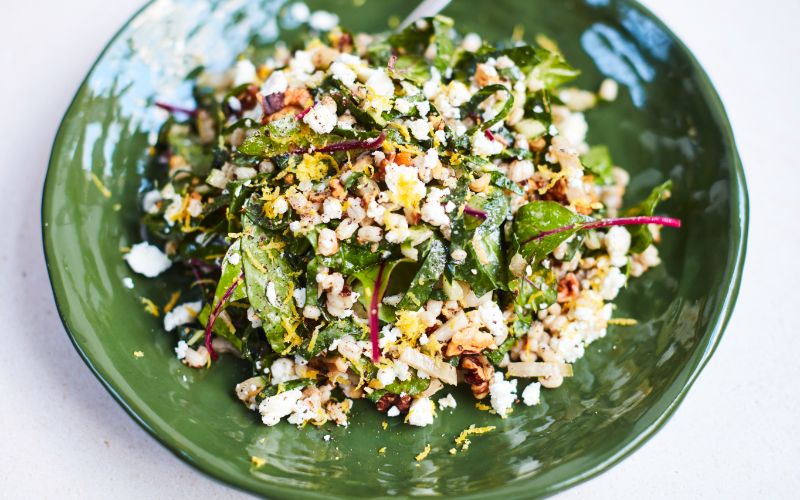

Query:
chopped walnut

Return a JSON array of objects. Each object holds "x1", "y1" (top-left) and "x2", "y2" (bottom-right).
[
  {"x1": 329, "y1": 178, "x2": 347, "y2": 200},
  {"x1": 557, "y1": 272, "x2": 580, "y2": 303},
  {"x1": 445, "y1": 327, "x2": 495, "y2": 357},
  {"x1": 460, "y1": 354, "x2": 494, "y2": 400},
  {"x1": 375, "y1": 393, "x2": 412, "y2": 413}
]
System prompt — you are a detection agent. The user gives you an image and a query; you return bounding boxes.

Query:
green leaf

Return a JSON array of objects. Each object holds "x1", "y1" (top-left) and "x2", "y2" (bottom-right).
[
  {"x1": 460, "y1": 84, "x2": 515, "y2": 132},
  {"x1": 488, "y1": 171, "x2": 524, "y2": 195},
  {"x1": 512, "y1": 201, "x2": 589, "y2": 262},
  {"x1": 304, "y1": 318, "x2": 366, "y2": 358},
  {"x1": 259, "y1": 378, "x2": 316, "y2": 399},
  {"x1": 624, "y1": 180, "x2": 673, "y2": 253},
  {"x1": 392, "y1": 55, "x2": 431, "y2": 86},
  {"x1": 397, "y1": 238, "x2": 448, "y2": 310},
  {"x1": 432, "y1": 15, "x2": 457, "y2": 72},
  {"x1": 350, "y1": 258, "x2": 410, "y2": 323},
  {"x1": 581, "y1": 145, "x2": 614, "y2": 185},
  {"x1": 196, "y1": 241, "x2": 246, "y2": 350},
  {"x1": 450, "y1": 188, "x2": 510, "y2": 296},
  {"x1": 367, "y1": 376, "x2": 431, "y2": 402},
  {"x1": 529, "y1": 49, "x2": 580, "y2": 90},
  {"x1": 319, "y1": 240, "x2": 386, "y2": 275},
  {"x1": 241, "y1": 218, "x2": 300, "y2": 353}
]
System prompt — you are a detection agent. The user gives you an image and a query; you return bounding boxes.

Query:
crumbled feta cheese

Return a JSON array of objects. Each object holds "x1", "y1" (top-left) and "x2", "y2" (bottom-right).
[
  {"x1": 293, "y1": 287, "x2": 307, "y2": 307},
  {"x1": 122, "y1": 277, "x2": 134, "y2": 289},
  {"x1": 124, "y1": 242, "x2": 172, "y2": 278},
  {"x1": 385, "y1": 163, "x2": 426, "y2": 210},
  {"x1": 446, "y1": 81, "x2": 471, "y2": 107},
  {"x1": 521, "y1": 382, "x2": 541, "y2": 406},
  {"x1": 323, "y1": 434, "x2": 331, "y2": 441},
  {"x1": 434, "y1": 129, "x2": 447, "y2": 145},
  {"x1": 556, "y1": 110, "x2": 588, "y2": 147},
  {"x1": 604, "y1": 226, "x2": 631, "y2": 267},
  {"x1": 394, "y1": 98, "x2": 413, "y2": 114},
  {"x1": 262, "y1": 70, "x2": 288, "y2": 95},
  {"x1": 247, "y1": 306, "x2": 262, "y2": 328},
  {"x1": 259, "y1": 388, "x2": 303, "y2": 426},
  {"x1": 471, "y1": 132, "x2": 504, "y2": 156},
  {"x1": 379, "y1": 325, "x2": 400, "y2": 349},
  {"x1": 290, "y1": 50, "x2": 315, "y2": 75},
  {"x1": 423, "y1": 67, "x2": 441, "y2": 98},
  {"x1": 386, "y1": 406, "x2": 401, "y2": 417},
  {"x1": 303, "y1": 99, "x2": 338, "y2": 134},
  {"x1": 407, "y1": 118, "x2": 431, "y2": 141},
  {"x1": 420, "y1": 187, "x2": 451, "y2": 228},
  {"x1": 270, "y1": 358, "x2": 298, "y2": 385},
  {"x1": 438, "y1": 393, "x2": 457, "y2": 409},
  {"x1": 489, "y1": 373, "x2": 517, "y2": 416},
  {"x1": 377, "y1": 366, "x2": 397, "y2": 386},
  {"x1": 308, "y1": 10, "x2": 339, "y2": 31},
  {"x1": 233, "y1": 59, "x2": 257, "y2": 86},
  {"x1": 142, "y1": 189, "x2": 162, "y2": 214},
  {"x1": 174, "y1": 340, "x2": 188, "y2": 360},
  {"x1": 407, "y1": 397, "x2": 436, "y2": 426},
  {"x1": 416, "y1": 100, "x2": 431, "y2": 116},
  {"x1": 394, "y1": 360, "x2": 411, "y2": 381},
  {"x1": 163, "y1": 301, "x2": 202, "y2": 331},
  {"x1": 329, "y1": 61, "x2": 357, "y2": 87},
  {"x1": 366, "y1": 69, "x2": 395, "y2": 97},
  {"x1": 478, "y1": 300, "x2": 508, "y2": 345},
  {"x1": 235, "y1": 167, "x2": 257, "y2": 179},
  {"x1": 600, "y1": 266, "x2": 627, "y2": 300}
]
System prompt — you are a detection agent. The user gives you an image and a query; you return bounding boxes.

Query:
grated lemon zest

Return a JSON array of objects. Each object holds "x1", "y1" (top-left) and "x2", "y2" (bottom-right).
[{"x1": 415, "y1": 443, "x2": 432, "y2": 462}]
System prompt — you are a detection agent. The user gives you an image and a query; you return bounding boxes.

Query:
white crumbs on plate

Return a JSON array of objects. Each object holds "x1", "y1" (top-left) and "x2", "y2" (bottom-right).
[
  {"x1": 407, "y1": 397, "x2": 435, "y2": 427},
  {"x1": 163, "y1": 301, "x2": 202, "y2": 332},
  {"x1": 124, "y1": 242, "x2": 171, "y2": 278},
  {"x1": 438, "y1": 393, "x2": 457, "y2": 410}
]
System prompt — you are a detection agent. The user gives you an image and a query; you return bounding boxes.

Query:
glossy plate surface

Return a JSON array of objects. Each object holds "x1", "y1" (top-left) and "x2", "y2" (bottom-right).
[{"x1": 42, "y1": 0, "x2": 747, "y2": 497}]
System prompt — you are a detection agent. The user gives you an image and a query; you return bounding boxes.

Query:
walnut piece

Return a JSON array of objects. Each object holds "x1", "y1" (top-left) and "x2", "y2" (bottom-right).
[{"x1": 460, "y1": 354, "x2": 494, "y2": 400}]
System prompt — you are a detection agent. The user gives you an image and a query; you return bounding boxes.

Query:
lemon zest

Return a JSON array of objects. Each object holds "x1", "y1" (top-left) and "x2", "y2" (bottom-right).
[
  {"x1": 163, "y1": 291, "x2": 181, "y2": 313},
  {"x1": 140, "y1": 298, "x2": 160, "y2": 317},
  {"x1": 608, "y1": 318, "x2": 638, "y2": 326},
  {"x1": 90, "y1": 172, "x2": 112, "y2": 198},
  {"x1": 415, "y1": 443, "x2": 432, "y2": 461}
]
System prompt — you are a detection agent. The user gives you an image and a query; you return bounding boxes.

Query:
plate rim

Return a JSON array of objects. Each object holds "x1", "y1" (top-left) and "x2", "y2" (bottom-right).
[{"x1": 40, "y1": 0, "x2": 749, "y2": 497}]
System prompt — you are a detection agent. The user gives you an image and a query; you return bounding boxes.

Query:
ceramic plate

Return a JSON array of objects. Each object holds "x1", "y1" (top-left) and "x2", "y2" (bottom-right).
[{"x1": 42, "y1": 0, "x2": 747, "y2": 497}]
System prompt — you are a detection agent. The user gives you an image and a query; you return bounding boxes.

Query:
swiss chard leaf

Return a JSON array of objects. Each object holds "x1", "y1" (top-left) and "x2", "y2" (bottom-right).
[
  {"x1": 581, "y1": 145, "x2": 614, "y2": 185},
  {"x1": 396, "y1": 238, "x2": 448, "y2": 310},
  {"x1": 624, "y1": 180, "x2": 673, "y2": 253},
  {"x1": 259, "y1": 378, "x2": 316, "y2": 399},
  {"x1": 450, "y1": 187, "x2": 510, "y2": 296},
  {"x1": 512, "y1": 201, "x2": 589, "y2": 262},
  {"x1": 241, "y1": 218, "x2": 300, "y2": 353},
  {"x1": 350, "y1": 258, "x2": 410, "y2": 323}
]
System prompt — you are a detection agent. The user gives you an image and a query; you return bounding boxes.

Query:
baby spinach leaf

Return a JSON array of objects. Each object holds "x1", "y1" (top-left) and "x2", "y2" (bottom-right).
[
  {"x1": 304, "y1": 318, "x2": 366, "y2": 358},
  {"x1": 624, "y1": 180, "x2": 673, "y2": 253},
  {"x1": 319, "y1": 241, "x2": 386, "y2": 275},
  {"x1": 397, "y1": 238, "x2": 448, "y2": 310},
  {"x1": 581, "y1": 145, "x2": 614, "y2": 185},
  {"x1": 367, "y1": 376, "x2": 431, "y2": 402},
  {"x1": 529, "y1": 49, "x2": 580, "y2": 90},
  {"x1": 488, "y1": 171, "x2": 524, "y2": 195},
  {"x1": 432, "y1": 15, "x2": 457, "y2": 72},
  {"x1": 460, "y1": 84, "x2": 515, "y2": 132},
  {"x1": 241, "y1": 218, "x2": 300, "y2": 353},
  {"x1": 512, "y1": 201, "x2": 589, "y2": 262},
  {"x1": 393, "y1": 55, "x2": 431, "y2": 86}
]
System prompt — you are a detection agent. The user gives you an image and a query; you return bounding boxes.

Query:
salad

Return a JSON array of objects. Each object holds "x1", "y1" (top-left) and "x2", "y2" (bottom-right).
[{"x1": 125, "y1": 14, "x2": 679, "y2": 428}]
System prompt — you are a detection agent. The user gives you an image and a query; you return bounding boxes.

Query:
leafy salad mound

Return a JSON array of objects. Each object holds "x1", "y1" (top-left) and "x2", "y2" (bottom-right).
[{"x1": 126, "y1": 15, "x2": 680, "y2": 428}]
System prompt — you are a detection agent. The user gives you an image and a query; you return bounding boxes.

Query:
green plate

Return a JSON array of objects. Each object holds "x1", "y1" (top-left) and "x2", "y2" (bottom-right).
[{"x1": 42, "y1": 0, "x2": 747, "y2": 497}]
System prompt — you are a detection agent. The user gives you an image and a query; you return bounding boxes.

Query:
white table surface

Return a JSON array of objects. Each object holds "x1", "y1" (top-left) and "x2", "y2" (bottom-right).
[{"x1": 1, "y1": 0, "x2": 798, "y2": 498}]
